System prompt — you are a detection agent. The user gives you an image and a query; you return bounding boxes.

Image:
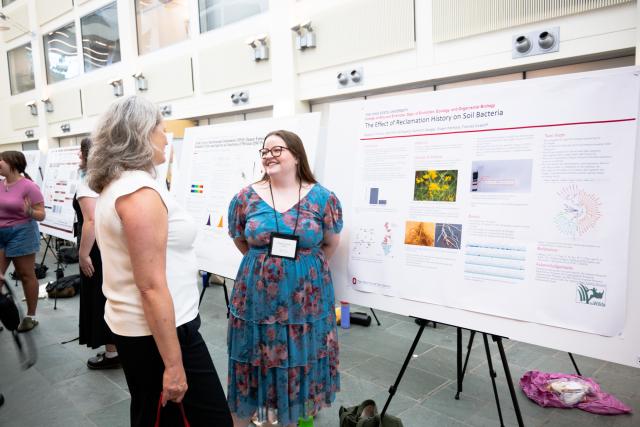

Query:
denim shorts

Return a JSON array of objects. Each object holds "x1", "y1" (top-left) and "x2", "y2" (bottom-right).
[{"x1": 0, "y1": 220, "x2": 41, "y2": 258}]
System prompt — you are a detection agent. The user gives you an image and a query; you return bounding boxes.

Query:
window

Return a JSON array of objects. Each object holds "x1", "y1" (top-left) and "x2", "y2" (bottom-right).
[
  {"x1": 2, "y1": 0, "x2": 17, "y2": 7},
  {"x1": 80, "y1": 3, "x2": 121, "y2": 72},
  {"x1": 22, "y1": 141, "x2": 38, "y2": 150},
  {"x1": 7, "y1": 43, "x2": 35, "y2": 95},
  {"x1": 135, "y1": 0, "x2": 190, "y2": 55},
  {"x1": 199, "y1": 0, "x2": 268, "y2": 33},
  {"x1": 43, "y1": 22, "x2": 80, "y2": 83}
]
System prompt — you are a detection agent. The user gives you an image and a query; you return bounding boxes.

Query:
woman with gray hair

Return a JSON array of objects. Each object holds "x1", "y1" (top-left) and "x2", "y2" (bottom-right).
[{"x1": 88, "y1": 96, "x2": 232, "y2": 427}]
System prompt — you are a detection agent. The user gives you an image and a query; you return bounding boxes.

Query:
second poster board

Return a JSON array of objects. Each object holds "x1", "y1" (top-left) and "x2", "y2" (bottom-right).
[
  {"x1": 175, "y1": 113, "x2": 322, "y2": 279},
  {"x1": 40, "y1": 146, "x2": 81, "y2": 242}
]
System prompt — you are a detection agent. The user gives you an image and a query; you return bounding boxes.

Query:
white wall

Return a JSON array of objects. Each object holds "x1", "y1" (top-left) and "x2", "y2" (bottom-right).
[{"x1": 0, "y1": 0, "x2": 637, "y2": 148}]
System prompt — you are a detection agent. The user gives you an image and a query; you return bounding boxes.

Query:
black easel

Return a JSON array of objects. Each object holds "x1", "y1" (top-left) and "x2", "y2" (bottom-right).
[
  {"x1": 568, "y1": 353, "x2": 582, "y2": 376},
  {"x1": 199, "y1": 271, "x2": 230, "y2": 317},
  {"x1": 380, "y1": 318, "x2": 428, "y2": 420},
  {"x1": 455, "y1": 328, "x2": 583, "y2": 414},
  {"x1": 369, "y1": 308, "x2": 381, "y2": 326},
  {"x1": 40, "y1": 234, "x2": 60, "y2": 265},
  {"x1": 455, "y1": 326, "x2": 589, "y2": 427},
  {"x1": 49, "y1": 238, "x2": 66, "y2": 311},
  {"x1": 455, "y1": 327, "x2": 524, "y2": 426}
]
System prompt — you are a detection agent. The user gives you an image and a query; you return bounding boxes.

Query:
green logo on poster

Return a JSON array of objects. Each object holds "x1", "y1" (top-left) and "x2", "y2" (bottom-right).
[{"x1": 576, "y1": 283, "x2": 605, "y2": 307}]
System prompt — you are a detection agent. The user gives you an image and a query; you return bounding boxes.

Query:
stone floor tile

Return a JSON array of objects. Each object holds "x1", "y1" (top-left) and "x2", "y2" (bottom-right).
[
  {"x1": 348, "y1": 356, "x2": 449, "y2": 400},
  {"x1": 337, "y1": 343, "x2": 377, "y2": 372},
  {"x1": 412, "y1": 345, "x2": 484, "y2": 379},
  {"x1": 398, "y1": 404, "x2": 472, "y2": 427},
  {"x1": 88, "y1": 398, "x2": 131, "y2": 427},
  {"x1": 55, "y1": 371, "x2": 130, "y2": 415},
  {"x1": 421, "y1": 384, "x2": 489, "y2": 424}
]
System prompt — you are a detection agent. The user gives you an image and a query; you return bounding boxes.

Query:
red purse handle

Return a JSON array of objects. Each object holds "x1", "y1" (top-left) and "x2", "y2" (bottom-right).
[{"x1": 155, "y1": 392, "x2": 190, "y2": 427}]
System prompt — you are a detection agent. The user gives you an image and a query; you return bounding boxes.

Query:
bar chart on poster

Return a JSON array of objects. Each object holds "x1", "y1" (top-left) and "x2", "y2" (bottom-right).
[
  {"x1": 321, "y1": 67, "x2": 640, "y2": 367},
  {"x1": 175, "y1": 114, "x2": 321, "y2": 279},
  {"x1": 367, "y1": 187, "x2": 390, "y2": 206},
  {"x1": 39, "y1": 146, "x2": 81, "y2": 242}
]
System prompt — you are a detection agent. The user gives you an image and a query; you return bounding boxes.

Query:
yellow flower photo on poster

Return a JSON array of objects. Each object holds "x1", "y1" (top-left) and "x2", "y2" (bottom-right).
[{"x1": 414, "y1": 170, "x2": 458, "y2": 202}]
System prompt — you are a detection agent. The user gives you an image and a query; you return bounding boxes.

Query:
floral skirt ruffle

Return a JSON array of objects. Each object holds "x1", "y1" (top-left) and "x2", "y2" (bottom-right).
[{"x1": 227, "y1": 314, "x2": 340, "y2": 425}]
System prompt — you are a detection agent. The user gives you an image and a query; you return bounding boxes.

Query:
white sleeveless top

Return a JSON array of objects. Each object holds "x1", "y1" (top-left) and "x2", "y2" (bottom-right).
[
  {"x1": 76, "y1": 175, "x2": 98, "y2": 200},
  {"x1": 95, "y1": 170, "x2": 199, "y2": 337}
]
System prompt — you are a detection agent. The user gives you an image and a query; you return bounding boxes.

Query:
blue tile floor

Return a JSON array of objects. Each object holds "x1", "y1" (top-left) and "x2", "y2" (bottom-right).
[{"x1": 0, "y1": 250, "x2": 637, "y2": 426}]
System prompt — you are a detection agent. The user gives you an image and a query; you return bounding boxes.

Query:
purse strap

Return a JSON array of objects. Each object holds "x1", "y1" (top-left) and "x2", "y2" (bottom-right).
[{"x1": 155, "y1": 392, "x2": 190, "y2": 427}]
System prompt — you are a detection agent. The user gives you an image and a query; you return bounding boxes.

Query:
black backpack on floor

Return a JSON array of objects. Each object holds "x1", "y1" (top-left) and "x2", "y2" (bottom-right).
[
  {"x1": 46, "y1": 274, "x2": 81, "y2": 298},
  {"x1": 35, "y1": 263, "x2": 49, "y2": 279}
]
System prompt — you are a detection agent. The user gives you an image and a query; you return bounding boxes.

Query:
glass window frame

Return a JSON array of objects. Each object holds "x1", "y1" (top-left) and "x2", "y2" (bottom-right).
[
  {"x1": 6, "y1": 42, "x2": 35, "y2": 95},
  {"x1": 80, "y1": 2, "x2": 121, "y2": 73},
  {"x1": 198, "y1": 0, "x2": 269, "y2": 34},
  {"x1": 134, "y1": 0, "x2": 191, "y2": 56},
  {"x1": 43, "y1": 21, "x2": 81, "y2": 84}
]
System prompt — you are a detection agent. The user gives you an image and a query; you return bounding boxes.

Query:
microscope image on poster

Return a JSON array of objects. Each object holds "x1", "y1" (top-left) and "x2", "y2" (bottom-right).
[{"x1": 470, "y1": 159, "x2": 533, "y2": 193}]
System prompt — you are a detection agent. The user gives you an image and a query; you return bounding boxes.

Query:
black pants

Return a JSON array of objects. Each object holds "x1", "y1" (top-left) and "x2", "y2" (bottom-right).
[{"x1": 112, "y1": 316, "x2": 232, "y2": 427}]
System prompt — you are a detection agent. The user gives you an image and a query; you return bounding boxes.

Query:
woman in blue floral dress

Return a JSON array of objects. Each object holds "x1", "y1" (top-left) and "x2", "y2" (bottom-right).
[{"x1": 227, "y1": 130, "x2": 343, "y2": 427}]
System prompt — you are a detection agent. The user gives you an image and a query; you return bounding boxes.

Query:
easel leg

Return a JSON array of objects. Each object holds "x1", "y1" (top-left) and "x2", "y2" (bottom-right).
[
  {"x1": 380, "y1": 319, "x2": 427, "y2": 419},
  {"x1": 40, "y1": 235, "x2": 55, "y2": 265},
  {"x1": 456, "y1": 327, "x2": 462, "y2": 399},
  {"x1": 222, "y1": 278, "x2": 230, "y2": 319},
  {"x1": 455, "y1": 329, "x2": 476, "y2": 399},
  {"x1": 199, "y1": 273, "x2": 231, "y2": 319},
  {"x1": 198, "y1": 272, "x2": 210, "y2": 308},
  {"x1": 52, "y1": 238, "x2": 65, "y2": 310},
  {"x1": 370, "y1": 308, "x2": 381, "y2": 326},
  {"x1": 483, "y1": 333, "x2": 505, "y2": 427},
  {"x1": 493, "y1": 335, "x2": 525, "y2": 427},
  {"x1": 568, "y1": 352, "x2": 582, "y2": 376}
]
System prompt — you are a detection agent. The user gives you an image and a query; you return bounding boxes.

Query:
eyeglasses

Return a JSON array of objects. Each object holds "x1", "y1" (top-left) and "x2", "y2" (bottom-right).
[{"x1": 259, "y1": 146, "x2": 289, "y2": 158}]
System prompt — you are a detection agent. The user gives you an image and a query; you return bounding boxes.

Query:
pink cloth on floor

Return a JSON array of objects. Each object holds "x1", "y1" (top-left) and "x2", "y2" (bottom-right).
[{"x1": 520, "y1": 370, "x2": 632, "y2": 415}]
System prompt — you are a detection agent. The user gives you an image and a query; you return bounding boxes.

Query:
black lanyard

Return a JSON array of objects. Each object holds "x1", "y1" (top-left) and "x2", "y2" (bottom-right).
[{"x1": 268, "y1": 181, "x2": 302, "y2": 235}]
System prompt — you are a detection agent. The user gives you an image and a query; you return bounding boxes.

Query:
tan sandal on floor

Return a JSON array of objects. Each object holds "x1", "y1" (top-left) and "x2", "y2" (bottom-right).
[{"x1": 17, "y1": 316, "x2": 38, "y2": 332}]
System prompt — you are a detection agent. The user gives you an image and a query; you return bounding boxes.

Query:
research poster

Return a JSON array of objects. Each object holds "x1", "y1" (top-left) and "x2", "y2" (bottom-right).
[
  {"x1": 348, "y1": 68, "x2": 639, "y2": 336},
  {"x1": 176, "y1": 114, "x2": 321, "y2": 279},
  {"x1": 40, "y1": 146, "x2": 81, "y2": 241}
]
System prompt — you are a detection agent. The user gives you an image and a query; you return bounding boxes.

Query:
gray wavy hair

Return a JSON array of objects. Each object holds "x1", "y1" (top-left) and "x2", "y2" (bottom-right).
[{"x1": 87, "y1": 96, "x2": 161, "y2": 193}]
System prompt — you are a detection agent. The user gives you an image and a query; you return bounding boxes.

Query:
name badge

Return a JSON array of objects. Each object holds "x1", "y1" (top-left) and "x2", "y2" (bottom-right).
[{"x1": 268, "y1": 233, "x2": 299, "y2": 260}]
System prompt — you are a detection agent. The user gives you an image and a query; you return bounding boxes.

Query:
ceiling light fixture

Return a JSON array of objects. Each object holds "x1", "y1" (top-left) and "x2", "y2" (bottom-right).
[
  {"x1": 291, "y1": 20, "x2": 316, "y2": 50},
  {"x1": 246, "y1": 34, "x2": 269, "y2": 61}
]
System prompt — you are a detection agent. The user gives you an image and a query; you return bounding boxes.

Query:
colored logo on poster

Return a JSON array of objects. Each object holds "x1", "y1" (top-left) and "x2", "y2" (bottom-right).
[{"x1": 576, "y1": 283, "x2": 606, "y2": 307}]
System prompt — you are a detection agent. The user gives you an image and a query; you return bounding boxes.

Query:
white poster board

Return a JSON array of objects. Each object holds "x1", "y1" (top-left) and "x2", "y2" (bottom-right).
[
  {"x1": 154, "y1": 133, "x2": 174, "y2": 190},
  {"x1": 40, "y1": 146, "x2": 81, "y2": 241},
  {"x1": 322, "y1": 67, "x2": 640, "y2": 367},
  {"x1": 22, "y1": 150, "x2": 45, "y2": 188},
  {"x1": 175, "y1": 113, "x2": 322, "y2": 279}
]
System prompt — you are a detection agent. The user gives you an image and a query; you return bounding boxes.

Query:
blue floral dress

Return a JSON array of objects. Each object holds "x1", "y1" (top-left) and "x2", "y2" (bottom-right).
[{"x1": 227, "y1": 183, "x2": 343, "y2": 425}]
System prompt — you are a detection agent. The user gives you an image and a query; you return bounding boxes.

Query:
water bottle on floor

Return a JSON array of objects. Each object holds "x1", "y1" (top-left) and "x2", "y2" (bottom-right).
[{"x1": 341, "y1": 301, "x2": 350, "y2": 329}]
